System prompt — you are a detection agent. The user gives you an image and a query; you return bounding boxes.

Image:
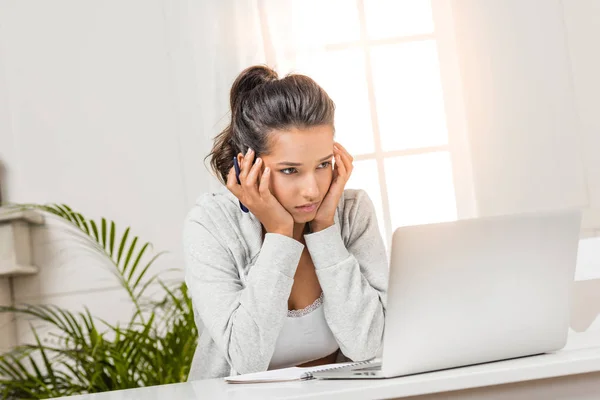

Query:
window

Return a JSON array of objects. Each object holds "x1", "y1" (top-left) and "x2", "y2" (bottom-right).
[{"x1": 280, "y1": 0, "x2": 475, "y2": 247}]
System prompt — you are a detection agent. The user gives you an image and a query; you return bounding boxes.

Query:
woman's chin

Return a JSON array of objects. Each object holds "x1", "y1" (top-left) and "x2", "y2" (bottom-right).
[{"x1": 292, "y1": 212, "x2": 317, "y2": 224}]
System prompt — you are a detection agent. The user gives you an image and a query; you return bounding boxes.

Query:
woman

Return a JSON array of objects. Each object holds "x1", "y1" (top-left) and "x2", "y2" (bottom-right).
[{"x1": 183, "y1": 65, "x2": 388, "y2": 380}]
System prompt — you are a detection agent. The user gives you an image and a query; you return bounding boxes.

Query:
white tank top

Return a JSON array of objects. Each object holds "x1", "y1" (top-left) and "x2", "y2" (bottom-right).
[{"x1": 268, "y1": 293, "x2": 339, "y2": 370}]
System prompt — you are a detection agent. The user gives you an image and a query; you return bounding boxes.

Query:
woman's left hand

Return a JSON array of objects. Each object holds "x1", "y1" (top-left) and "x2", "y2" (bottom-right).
[{"x1": 311, "y1": 142, "x2": 354, "y2": 232}]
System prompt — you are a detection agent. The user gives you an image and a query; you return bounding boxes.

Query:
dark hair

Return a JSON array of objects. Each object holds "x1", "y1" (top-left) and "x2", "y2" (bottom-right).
[{"x1": 208, "y1": 65, "x2": 336, "y2": 184}]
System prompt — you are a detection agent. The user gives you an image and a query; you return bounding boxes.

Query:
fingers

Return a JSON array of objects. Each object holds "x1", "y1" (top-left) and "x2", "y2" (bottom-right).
[
  {"x1": 334, "y1": 142, "x2": 353, "y2": 179},
  {"x1": 334, "y1": 142, "x2": 350, "y2": 156},
  {"x1": 258, "y1": 166, "x2": 272, "y2": 198},
  {"x1": 239, "y1": 148, "x2": 255, "y2": 181},
  {"x1": 245, "y1": 158, "x2": 263, "y2": 195},
  {"x1": 334, "y1": 142, "x2": 354, "y2": 162},
  {"x1": 334, "y1": 153, "x2": 347, "y2": 180},
  {"x1": 339, "y1": 151, "x2": 354, "y2": 176},
  {"x1": 226, "y1": 166, "x2": 241, "y2": 197}
]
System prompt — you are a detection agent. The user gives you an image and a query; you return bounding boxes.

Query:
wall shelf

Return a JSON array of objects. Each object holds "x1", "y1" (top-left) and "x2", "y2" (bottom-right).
[
  {"x1": 0, "y1": 208, "x2": 44, "y2": 277},
  {"x1": 0, "y1": 207, "x2": 44, "y2": 353}
]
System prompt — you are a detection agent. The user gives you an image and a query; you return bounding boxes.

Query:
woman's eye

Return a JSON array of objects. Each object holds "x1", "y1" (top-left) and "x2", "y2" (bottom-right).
[
  {"x1": 318, "y1": 161, "x2": 331, "y2": 169},
  {"x1": 280, "y1": 168, "x2": 298, "y2": 175}
]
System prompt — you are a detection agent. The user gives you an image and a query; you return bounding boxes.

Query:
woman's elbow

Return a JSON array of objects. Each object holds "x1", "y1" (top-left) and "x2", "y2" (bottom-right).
[
  {"x1": 227, "y1": 341, "x2": 272, "y2": 375},
  {"x1": 344, "y1": 324, "x2": 384, "y2": 361}
]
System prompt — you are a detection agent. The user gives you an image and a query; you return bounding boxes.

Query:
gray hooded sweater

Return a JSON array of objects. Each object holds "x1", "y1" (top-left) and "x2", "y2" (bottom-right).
[{"x1": 183, "y1": 188, "x2": 388, "y2": 380}]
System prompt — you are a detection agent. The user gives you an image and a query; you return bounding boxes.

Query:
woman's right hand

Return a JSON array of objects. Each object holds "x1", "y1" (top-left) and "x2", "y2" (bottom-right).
[{"x1": 227, "y1": 148, "x2": 294, "y2": 238}]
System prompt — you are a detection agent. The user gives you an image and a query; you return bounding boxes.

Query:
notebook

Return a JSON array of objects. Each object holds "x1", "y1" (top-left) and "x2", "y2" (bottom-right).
[{"x1": 224, "y1": 360, "x2": 374, "y2": 384}]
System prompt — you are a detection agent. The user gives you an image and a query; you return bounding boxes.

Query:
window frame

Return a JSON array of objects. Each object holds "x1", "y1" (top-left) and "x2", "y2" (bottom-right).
[{"x1": 321, "y1": 0, "x2": 478, "y2": 246}]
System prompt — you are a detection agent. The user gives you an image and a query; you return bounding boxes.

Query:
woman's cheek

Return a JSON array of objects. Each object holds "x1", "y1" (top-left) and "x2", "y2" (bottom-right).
[
  {"x1": 270, "y1": 174, "x2": 289, "y2": 203},
  {"x1": 320, "y1": 170, "x2": 333, "y2": 190}
]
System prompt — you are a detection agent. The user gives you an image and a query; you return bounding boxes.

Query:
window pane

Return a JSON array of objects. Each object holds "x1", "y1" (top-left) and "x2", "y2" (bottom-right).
[
  {"x1": 385, "y1": 152, "x2": 457, "y2": 229},
  {"x1": 295, "y1": 49, "x2": 374, "y2": 155},
  {"x1": 371, "y1": 40, "x2": 448, "y2": 151},
  {"x1": 364, "y1": 0, "x2": 434, "y2": 39},
  {"x1": 346, "y1": 159, "x2": 386, "y2": 241},
  {"x1": 291, "y1": 0, "x2": 360, "y2": 46}
]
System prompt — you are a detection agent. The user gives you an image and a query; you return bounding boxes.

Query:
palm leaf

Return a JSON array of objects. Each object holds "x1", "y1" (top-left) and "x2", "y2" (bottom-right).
[
  {"x1": 6, "y1": 203, "x2": 163, "y2": 314},
  {"x1": 0, "y1": 202, "x2": 198, "y2": 398}
]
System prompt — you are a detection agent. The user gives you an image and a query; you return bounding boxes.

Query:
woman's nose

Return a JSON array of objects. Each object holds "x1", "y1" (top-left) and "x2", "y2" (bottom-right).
[{"x1": 301, "y1": 175, "x2": 320, "y2": 200}]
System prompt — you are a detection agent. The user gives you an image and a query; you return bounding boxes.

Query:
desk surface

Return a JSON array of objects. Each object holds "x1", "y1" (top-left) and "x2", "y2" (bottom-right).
[{"x1": 61, "y1": 330, "x2": 600, "y2": 400}]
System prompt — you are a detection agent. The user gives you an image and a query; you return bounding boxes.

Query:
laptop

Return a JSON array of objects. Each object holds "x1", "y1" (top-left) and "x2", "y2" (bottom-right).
[{"x1": 313, "y1": 209, "x2": 582, "y2": 379}]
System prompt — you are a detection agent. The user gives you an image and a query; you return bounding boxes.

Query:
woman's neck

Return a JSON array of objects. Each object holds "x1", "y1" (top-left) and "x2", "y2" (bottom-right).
[{"x1": 293, "y1": 223, "x2": 308, "y2": 242}]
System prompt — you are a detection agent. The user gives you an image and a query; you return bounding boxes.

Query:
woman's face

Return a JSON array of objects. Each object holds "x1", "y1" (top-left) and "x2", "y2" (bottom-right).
[{"x1": 261, "y1": 125, "x2": 335, "y2": 224}]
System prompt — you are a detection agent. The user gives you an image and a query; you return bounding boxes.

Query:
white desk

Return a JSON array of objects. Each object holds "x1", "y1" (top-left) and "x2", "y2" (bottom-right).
[{"x1": 61, "y1": 331, "x2": 600, "y2": 400}]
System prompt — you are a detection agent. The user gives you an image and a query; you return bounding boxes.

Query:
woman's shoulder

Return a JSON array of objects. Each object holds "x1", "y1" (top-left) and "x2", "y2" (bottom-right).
[
  {"x1": 338, "y1": 188, "x2": 376, "y2": 215},
  {"x1": 185, "y1": 188, "x2": 241, "y2": 228},
  {"x1": 334, "y1": 189, "x2": 382, "y2": 245},
  {"x1": 337, "y1": 189, "x2": 378, "y2": 229},
  {"x1": 183, "y1": 188, "x2": 264, "y2": 267}
]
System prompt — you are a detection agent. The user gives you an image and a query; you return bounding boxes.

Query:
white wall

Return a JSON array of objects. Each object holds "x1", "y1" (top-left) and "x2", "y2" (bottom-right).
[
  {"x1": 0, "y1": 36, "x2": 17, "y2": 202},
  {"x1": 0, "y1": 0, "x2": 217, "y2": 346}
]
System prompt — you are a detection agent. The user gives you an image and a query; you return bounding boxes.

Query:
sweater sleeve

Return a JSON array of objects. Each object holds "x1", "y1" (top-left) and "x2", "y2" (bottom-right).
[
  {"x1": 303, "y1": 190, "x2": 388, "y2": 361},
  {"x1": 183, "y1": 215, "x2": 304, "y2": 375}
]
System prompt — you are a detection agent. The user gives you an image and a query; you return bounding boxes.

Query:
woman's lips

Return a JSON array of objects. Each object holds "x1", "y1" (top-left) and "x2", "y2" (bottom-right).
[{"x1": 295, "y1": 202, "x2": 319, "y2": 213}]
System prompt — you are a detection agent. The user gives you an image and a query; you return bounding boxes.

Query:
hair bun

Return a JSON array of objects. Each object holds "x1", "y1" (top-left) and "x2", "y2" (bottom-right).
[{"x1": 229, "y1": 65, "x2": 278, "y2": 109}]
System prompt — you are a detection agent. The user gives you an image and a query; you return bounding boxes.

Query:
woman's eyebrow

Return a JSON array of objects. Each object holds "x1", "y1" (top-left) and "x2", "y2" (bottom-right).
[{"x1": 277, "y1": 154, "x2": 334, "y2": 167}]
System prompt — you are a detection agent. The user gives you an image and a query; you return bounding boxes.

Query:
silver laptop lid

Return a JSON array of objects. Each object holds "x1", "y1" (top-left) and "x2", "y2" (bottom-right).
[{"x1": 382, "y1": 209, "x2": 581, "y2": 377}]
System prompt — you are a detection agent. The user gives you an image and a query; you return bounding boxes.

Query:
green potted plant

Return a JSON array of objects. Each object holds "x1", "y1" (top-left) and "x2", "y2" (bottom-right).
[{"x1": 0, "y1": 203, "x2": 197, "y2": 399}]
